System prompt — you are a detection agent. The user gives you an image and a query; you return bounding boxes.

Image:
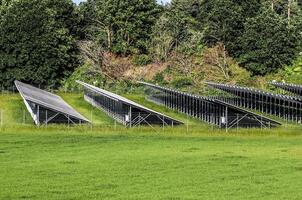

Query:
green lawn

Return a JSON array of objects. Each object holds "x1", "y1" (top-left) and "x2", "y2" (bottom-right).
[
  {"x1": 1, "y1": 130, "x2": 302, "y2": 199},
  {"x1": 1, "y1": 93, "x2": 302, "y2": 199}
]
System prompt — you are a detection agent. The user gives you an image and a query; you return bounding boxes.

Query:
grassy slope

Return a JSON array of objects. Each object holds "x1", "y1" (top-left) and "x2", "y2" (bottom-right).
[
  {"x1": 1, "y1": 94, "x2": 302, "y2": 199},
  {"x1": 59, "y1": 93, "x2": 115, "y2": 126},
  {"x1": 0, "y1": 94, "x2": 33, "y2": 124}
]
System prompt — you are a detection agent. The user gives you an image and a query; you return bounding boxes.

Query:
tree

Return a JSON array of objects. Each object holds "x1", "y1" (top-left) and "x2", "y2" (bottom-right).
[
  {"x1": 151, "y1": 0, "x2": 203, "y2": 61},
  {"x1": 202, "y1": 43, "x2": 251, "y2": 84},
  {"x1": 239, "y1": 7, "x2": 302, "y2": 75},
  {"x1": 0, "y1": 0, "x2": 79, "y2": 88},
  {"x1": 81, "y1": 0, "x2": 160, "y2": 55},
  {"x1": 0, "y1": 0, "x2": 12, "y2": 18},
  {"x1": 200, "y1": 0, "x2": 262, "y2": 56}
]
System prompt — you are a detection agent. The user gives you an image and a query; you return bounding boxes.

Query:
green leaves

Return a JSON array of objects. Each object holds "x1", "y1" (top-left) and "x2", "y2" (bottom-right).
[
  {"x1": 82, "y1": 0, "x2": 160, "y2": 55},
  {"x1": 201, "y1": 0, "x2": 262, "y2": 56},
  {"x1": 0, "y1": 0, "x2": 79, "y2": 88},
  {"x1": 239, "y1": 7, "x2": 302, "y2": 75},
  {"x1": 150, "y1": 0, "x2": 203, "y2": 61}
]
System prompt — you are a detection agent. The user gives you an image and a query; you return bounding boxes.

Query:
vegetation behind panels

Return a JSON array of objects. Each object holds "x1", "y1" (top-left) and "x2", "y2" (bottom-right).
[{"x1": 0, "y1": 0, "x2": 302, "y2": 93}]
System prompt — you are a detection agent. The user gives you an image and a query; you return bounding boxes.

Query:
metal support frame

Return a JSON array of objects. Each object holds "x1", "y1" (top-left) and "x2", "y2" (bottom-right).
[
  {"x1": 80, "y1": 83, "x2": 183, "y2": 128},
  {"x1": 140, "y1": 82, "x2": 280, "y2": 129},
  {"x1": 207, "y1": 82, "x2": 302, "y2": 123}
]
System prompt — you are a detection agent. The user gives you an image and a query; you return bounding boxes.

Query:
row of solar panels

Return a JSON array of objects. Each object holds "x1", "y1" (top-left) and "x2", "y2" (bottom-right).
[
  {"x1": 15, "y1": 80, "x2": 183, "y2": 126},
  {"x1": 139, "y1": 81, "x2": 281, "y2": 128},
  {"x1": 269, "y1": 81, "x2": 302, "y2": 97},
  {"x1": 14, "y1": 80, "x2": 301, "y2": 128}
]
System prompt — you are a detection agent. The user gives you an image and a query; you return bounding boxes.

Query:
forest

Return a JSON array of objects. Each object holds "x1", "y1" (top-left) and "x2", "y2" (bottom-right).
[{"x1": 0, "y1": 0, "x2": 302, "y2": 92}]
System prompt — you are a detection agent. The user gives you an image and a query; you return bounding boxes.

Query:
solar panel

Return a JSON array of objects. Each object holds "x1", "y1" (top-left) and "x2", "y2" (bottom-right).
[
  {"x1": 15, "y1": 80, "x2": 89, "y2": 124},
  {"x1": 269, "y1": 81, "x2": 302, "y2": 96},
  {"x1": 77, "y1": 81, "x2": 183, "y2": 126},
  {"x1": 206, "y1": 82, "x2": 302, "y2": 103},
  {"x1": 205, "y1": 82, "x2": 302, "y2": 122},
  {"x1": 139, "y1": 81, "x2": 281, "y2": 128},
  {"x1": 215, "y1": 99, "x2": 280, "y2": 125}
]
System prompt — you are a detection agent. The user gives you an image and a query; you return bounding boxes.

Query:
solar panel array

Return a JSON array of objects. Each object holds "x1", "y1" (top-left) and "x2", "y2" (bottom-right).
[
  {"x1": 13, "y1": 78, "x2": 302, "y2": 128},
  {"x1": 206, "y1": 82, "x2": 302, "y2": 122},
  {"x1": 15, "y1": 81, "x2": 89, "y2": 125},
  {"x1": 269, "y1": 81, "x2": 302, "y2": 97},
  {"x1": 77, "y1": 81, "x2": 183, "y2": 126},
  {"x1": 139, "y1": 81, "x2": 280, "y2": 128}
]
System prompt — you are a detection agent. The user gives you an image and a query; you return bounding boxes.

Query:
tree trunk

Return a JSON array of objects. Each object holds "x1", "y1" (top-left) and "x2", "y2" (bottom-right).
[
  {"x1": 107, "y1": 27, "x2": 113, "y2": 49},
  {"x1": 288, "y1": 0, "x2": 292, "y2": 25},
  {"x1": 222, "y1": 44, "x2": 229, "y2": 80}
]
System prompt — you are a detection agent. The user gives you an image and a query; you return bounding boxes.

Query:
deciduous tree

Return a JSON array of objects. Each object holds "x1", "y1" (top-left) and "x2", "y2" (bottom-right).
[
  {"x1": 0, "y1": 0, "x2": 79, "y2": 88},
  {"x1": 82, "y1": 0, "x2": 160, "y2": 55},
  {"x1": 239, "y1": 7, "x2": 302, "y2": 75}
]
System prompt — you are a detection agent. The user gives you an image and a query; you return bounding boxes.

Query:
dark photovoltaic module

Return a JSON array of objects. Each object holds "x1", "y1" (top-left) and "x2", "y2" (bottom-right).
[
  {"x1": 15, "y1": 80, "x2": 89, "y2": 125},
  {"x1": 77, "y1": 80, "x2": 183, "y2": 127}
]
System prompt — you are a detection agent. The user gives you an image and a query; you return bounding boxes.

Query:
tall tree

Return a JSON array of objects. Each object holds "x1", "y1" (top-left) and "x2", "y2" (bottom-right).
[
  {"x1": 151, "y1": 0, "x2": 203, "y2": 61},
  {"x1": 239, "y1": 7, "x2": 302, "y2": 75},
  {"x1": 0, "y1": 0, "x2": 79, "y2": 88},
  {"x1": 82, "y1": 0, "x2": 160, "y2": 55},
  {"x1": 200, "y1": 0, "x2": 262, "y2": 56}
]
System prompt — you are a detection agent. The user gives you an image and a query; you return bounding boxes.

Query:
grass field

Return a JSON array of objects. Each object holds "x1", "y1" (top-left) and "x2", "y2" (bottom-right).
[{"x1": 1, "y1": 93, "x2": 302, "y2": 199}]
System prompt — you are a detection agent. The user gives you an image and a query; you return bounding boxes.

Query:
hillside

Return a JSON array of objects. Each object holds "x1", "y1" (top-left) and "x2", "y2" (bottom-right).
[{"x1": 1, "y1": 0, "x2": 302, "y2": 90}]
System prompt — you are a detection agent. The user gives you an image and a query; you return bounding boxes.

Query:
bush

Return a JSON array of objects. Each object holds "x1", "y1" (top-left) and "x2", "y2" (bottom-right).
[
  {"x1": 283, "y1": 56, "x2": 302, "y2": 84},
  {"x1": 61, "y1": 61, "x2": 105, "y2": 91},
  {"x1": 172, "y1": 77, "x2": 193, "y2": 88},
  {"x1": 202, "y1": 43, "x2": 251, "y2": 84},
  {"x1": 132, "y1": 54, "x2": 153, "y2": 66},
  {"x1": 153, "y1": 72, "x2": 167, "y2": 85}
]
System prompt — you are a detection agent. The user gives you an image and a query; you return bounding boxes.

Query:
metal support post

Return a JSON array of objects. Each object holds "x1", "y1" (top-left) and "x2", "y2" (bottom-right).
[{"x1": 129, "y1": 106, "x2": 132, "y2": 128}]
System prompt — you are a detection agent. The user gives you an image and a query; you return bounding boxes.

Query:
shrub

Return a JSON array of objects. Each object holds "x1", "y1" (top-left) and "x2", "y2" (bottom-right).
[
  {"x1": 283, "y1": 56, "x2": 302, "y2": 84},
  {"x1": 172, "y1": 77, "x2": 193, "y2": 88},
  {"x1": 132, "y1": 54, "x2": 153, "y2": 66},
  {"x1": 61, "y1": 61, "x2": 105, "y2": 91},
  {"x1": 153, "y1": 72, "x2": 167, "y2": 85}
]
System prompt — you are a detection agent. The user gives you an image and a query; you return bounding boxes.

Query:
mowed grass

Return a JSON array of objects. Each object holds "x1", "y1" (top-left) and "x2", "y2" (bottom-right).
[
  {"x1": 2, "y1": 131, "x2": 302, "y2": 199},
  {"x1": 59, "y1": 93, "x2": 115, "y2": 126},
  {"x1": 0, "y1": 94, "x2": 33, "y2": 124},
  {"x1": 1, "y1": 93, "x2": 302, "y2": 199}
]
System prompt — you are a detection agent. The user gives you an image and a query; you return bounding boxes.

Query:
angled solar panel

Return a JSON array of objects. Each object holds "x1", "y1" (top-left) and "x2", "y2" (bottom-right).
[
  {"x1": 15, "y1": 80, "x2": 89, "y2": 125},
  {"x1": 139, "y1": 81, "x2": 281, "y2": 128},
  {"x1": 269, "y1": 81, "x2": 302, "y2": 97},
  {"x1": 206, "y1": 82, "x2": 302, "y2": 103},
  {"x1": 77, "y1": 80, "x2": 183, "y2": 126},
  {"x1": 206, "y1": 82, "x2": 302, "y2": 122}
]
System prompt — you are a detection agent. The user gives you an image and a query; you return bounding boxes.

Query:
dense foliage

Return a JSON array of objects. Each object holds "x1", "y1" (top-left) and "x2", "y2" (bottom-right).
[
  {"x1": 239, "y1": 7, "x2": 302, "y2": 75},
  {"x1": 150, "y1": 0, "x2": 203, "y2": 61},
  {"x1": 80, "y1": 0, "x2": 160, "y2": 55},
  {"x1": 200, "y1": 0, "x2": 262, "y2": 56},
  {"x1": 150, "y1": 0, "x2": 302, "y2": 77},
  {"x1": 0, "y1": 0, "x2": 79, "y2": 88},
  {"x1": 0, "y1": 0, "x2": 302, "y2": 89}
]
